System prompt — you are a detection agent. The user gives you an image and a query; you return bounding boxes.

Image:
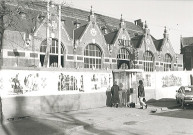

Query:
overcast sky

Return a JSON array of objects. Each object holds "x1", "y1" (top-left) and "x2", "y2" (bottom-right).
[{"x1": 54, "y1": 0, "x2": 193, "y2": 54}]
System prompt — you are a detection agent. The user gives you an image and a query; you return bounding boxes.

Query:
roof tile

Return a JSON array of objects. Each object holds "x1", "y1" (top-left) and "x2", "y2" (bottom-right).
[
  {"x1": 74, "y1": 24, "x2": 88, "y2": 40},
  {"x1": 131, "y1": 35, "x2": 143, "y2": 48},
  {"x1": 153, "y1": 39, "x2": 164, "y2": 51},
  {"x1": 3, "y1": 1, "x2": 144, "y2": 39},
  {"x1": 104, "y1": 30, "x2": 118, "y2": 44}
]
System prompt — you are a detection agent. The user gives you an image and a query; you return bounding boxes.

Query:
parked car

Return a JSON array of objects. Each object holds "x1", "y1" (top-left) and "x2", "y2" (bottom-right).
[{"x1": 176, "y1": 85, "x2": 193, "y2": 109}]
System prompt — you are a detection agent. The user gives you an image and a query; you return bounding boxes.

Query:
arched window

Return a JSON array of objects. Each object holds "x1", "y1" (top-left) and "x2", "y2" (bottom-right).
[
  {"x1": 117, "y1": 48, "x2": 130, "y2": 69},
  {"x1": 144, "y1": 51, "x2": 154, "y2": 72},
  {"x1": 40, "y1": 38, "x2": 64, "y2": 54},
  {"x1": 40, "y1": 38, "x2": 64, "y2": 67},
  {"x1": 117, "y1": 48, "x2": 130, "y2": 59},
  {"x1": 84, "y1": 44, "x2": 102, "y2": 69},
  {"x1": 164, "y1": 53, "x2": 172, "y2": 71}
]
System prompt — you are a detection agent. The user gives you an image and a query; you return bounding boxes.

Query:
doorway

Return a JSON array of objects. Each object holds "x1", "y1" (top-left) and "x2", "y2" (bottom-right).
[
  {"x1": 40, "y1": 54, "x2": 64, "y2": 67},
  {"x1": 117, "y1": 60, "x2": 130, "y2": 69}
]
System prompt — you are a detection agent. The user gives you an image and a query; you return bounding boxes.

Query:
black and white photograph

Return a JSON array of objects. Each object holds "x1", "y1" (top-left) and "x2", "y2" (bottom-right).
[{"x1": 0, "y1": 0, "x2": 193, "y2": 134}]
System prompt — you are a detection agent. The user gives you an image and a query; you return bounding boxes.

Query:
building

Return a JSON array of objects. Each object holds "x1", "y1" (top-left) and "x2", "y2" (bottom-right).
[
  {"x1": 0, "y1": 1, "x2": 183, "y2": 71},
  {"x1": 0, "y1": 1, "x2": 188, "y2": 120},
  {"x1": 181, "y1": 36, "x2": 193, "y2": 70}
]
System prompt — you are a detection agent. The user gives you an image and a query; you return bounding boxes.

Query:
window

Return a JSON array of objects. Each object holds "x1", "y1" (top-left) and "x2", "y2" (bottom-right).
[
  {"x1": 119, "y1": 63, "x2": 129, "y2": 69},
  {"x1": 143, "y1": 51, "x2": 154, "y2": 72},
  {"x1": 164, "y1": 53, "x2": 172, "y2": 71},
  {"x1": 40, "y1": 38, "x2": 64, "y2": 67},
  {"x1": 117, "y1": 48, "x2": 130, "y2": 60},
  {"x1": 84, "y1": 44, "x2": 102, "y2": 69},
  {"x1": 40, "y1": 38, "x2": 64, "y2": 54}
]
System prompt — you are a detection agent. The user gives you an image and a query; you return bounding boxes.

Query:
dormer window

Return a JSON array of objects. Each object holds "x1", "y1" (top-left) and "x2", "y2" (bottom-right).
[
  {"x1": 19, "y1": 12, "x2": 26, "y2": 19},
  {"x1": 134, "y1": 33, "x2": 139, "y2": 36},
  {"x1": 74, "y1": 19, "x2": 81, "y2": 29},
  {"x1": 38, "y1": 15, "x2": 45, "y2": 21},
  {"x1": 61, "y1": 19, "x2": 65, "y2": 26},
  {"x1": 101, "y1": 26, "x2": 107, "y2": 34}
]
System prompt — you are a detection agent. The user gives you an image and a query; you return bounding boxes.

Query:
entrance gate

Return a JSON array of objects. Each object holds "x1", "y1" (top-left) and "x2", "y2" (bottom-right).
[{"x1": 113, "y1": 69, "x2": 143, "y2": 106}]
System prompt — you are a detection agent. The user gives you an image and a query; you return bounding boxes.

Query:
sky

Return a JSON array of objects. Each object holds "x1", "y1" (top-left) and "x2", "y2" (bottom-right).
[{"x1": 54, "y1": 0, "x2": 193, "y2": 54}]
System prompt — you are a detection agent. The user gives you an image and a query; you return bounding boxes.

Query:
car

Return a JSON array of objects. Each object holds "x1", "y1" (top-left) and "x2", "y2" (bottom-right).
[{"x1": 176, "y1": 85, "x2": 193, "y2": 109}]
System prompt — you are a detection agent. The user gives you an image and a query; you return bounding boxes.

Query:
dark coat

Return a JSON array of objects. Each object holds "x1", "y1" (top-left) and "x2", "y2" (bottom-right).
[
  {"x1": 138, "y1": 84, "x2": 145, "y2": 97},
  {"x1": 111, "y1": 84, "x2": 120, "y2": 104}
]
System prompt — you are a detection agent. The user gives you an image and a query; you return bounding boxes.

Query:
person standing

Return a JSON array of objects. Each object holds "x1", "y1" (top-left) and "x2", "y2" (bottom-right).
[
  {"x1": 111, "y1": 81, "x2": 120, "y2": 108},
  {"x1": 138, "y1": 80, "x2": 147, "y2": 109}
]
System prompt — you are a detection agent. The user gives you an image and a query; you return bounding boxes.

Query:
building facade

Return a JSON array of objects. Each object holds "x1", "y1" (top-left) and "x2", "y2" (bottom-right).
[
  {"x1": 0, "y1": 1, "x2": 183, "y2": 71},
  {"x1": 181, "y1": 37, "x2": 193, "y2": 70}
]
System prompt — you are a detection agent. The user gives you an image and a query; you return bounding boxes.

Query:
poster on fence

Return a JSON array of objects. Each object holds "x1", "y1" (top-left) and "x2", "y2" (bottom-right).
[{"x1": 0, "y1": 69, "x2": 112, "y2": 97}]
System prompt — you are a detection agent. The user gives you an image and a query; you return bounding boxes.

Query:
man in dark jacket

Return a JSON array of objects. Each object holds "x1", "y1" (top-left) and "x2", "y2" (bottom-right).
[
  {"x1": 138, "y1": 80, "x2": 147, "y2": 109},
  {"x1": 111, "y1": 81, "x2": 120, "y2": 108}
]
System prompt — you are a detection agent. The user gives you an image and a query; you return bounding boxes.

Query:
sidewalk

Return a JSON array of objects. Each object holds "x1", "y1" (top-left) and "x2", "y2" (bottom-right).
[{"x1": 0, "y1": 100, "x2": 181, "y2": 135}]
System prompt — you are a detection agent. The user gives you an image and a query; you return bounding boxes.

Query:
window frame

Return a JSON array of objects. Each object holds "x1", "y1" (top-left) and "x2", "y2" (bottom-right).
[
  {"x1": 164, "y1": 53, "x2": 172, "y2": 71},
  {"x1": 84, "y1": 44, "x2": 102, "y2": 69},
  {"x1": 143, "y1": 51, "x2": 154, "y2": 72}
]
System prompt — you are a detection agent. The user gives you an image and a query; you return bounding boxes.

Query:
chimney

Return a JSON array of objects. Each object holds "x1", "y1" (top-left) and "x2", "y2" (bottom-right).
[
  {"x1": 74, "y1": 19, "x2": 81, "y2": 29},
  {"x1": 134, "y1": 19, "x2": 144, "y2": 28}
]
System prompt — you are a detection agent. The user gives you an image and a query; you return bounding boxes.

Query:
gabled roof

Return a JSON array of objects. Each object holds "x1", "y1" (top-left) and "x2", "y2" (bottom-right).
[
  {"x1": 154, "y1": 39, "x2": 164, "y2": 51},
  {"x1": 131, "y1": 35, "x2": 143, "y2": 48},
  {"x1": 104, "y1": 30, "x2": 118, "y2": 44},
  {"x1": 181, "y1": 37, "x2": 193, "y2": 47},
  {"x1": 74, "y1": 24, "x2": 88, "y2": 40},
  {"x1": 3, "y1": 1, "x2": 144, "y2": 40}
]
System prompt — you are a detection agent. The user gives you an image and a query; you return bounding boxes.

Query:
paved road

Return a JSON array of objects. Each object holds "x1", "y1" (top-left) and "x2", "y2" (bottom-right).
[
  {"x1": 0, "y1": 100, "x2": 193, "y2": 135},
  {"x1": 69, "y1": 105, "x2": 193, "y2": 135}
]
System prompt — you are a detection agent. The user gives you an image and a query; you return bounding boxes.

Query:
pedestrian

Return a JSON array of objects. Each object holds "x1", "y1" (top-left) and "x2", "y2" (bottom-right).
[
  {"x1": 138, "y1": 80, "x2": 147, "y2": 109},
  {"x1": 111, "y1": 81, "x2": 120, "y2": 108}
]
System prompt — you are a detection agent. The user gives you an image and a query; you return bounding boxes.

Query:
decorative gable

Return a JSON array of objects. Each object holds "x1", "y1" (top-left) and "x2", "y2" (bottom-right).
[
  {"x1": 161, "y1": 27, "x2": 175, "y2": 56},
  {"x1": 73, "y1": 7, "x2": 108, "y2": 56},
  {"x1": 34, "y1": 6, "x2": 70, "y2": 42},
  {"x1": 139, "y1": 22, "x2": 157, "y2": 53}
]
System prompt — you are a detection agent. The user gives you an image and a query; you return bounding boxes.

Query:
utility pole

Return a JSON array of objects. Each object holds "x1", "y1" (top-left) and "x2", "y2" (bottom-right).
[
  {"x1": 43, "y1": 0, "x2": 51, "y2": 68},
  {"x1": 58, "y1": 4, "x2": 61, "y2": 68}
]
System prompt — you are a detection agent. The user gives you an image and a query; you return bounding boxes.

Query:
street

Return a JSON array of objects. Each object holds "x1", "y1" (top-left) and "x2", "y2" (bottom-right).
[
  {"x1": 0, "y1": 99, "x2": 193, "y2": 135},
  {"x1": 69, "y1": 102, "x2": 193, "y2": 135}
]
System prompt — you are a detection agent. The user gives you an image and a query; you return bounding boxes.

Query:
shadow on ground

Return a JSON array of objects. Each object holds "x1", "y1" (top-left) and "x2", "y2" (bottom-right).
[
  {"x1": 147, "y1": 98, "x2": 193, "y2": 120},
  {"x1": 47, "y1": 110, "x2": 116, "y2": 135},
  {"x1": 1, "y1": 96, "x2": 116, "y2": 135},
  {"x1": 147, "y1": 98, "x2": 179, "y2": 109},
  {"x1": 151, "y1": 107, "x2": 193, "y2": 119}
]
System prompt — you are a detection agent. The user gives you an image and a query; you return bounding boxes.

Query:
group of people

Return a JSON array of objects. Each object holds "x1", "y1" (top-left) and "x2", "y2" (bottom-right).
[{"x1": 110, "y1": 80, "x2": 147, "y2": 109}]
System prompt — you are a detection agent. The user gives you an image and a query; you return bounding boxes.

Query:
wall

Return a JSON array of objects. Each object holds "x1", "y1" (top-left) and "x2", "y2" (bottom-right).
[
  {"x1": 142, "y1": 71, "x2": 192, "y2": 100},
  {"x1": 0, "y1": 68, "x2": 192, "y2": 121},
  {"x1": 0, "y1": 68, "x2": 113, "y2": 120}
]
